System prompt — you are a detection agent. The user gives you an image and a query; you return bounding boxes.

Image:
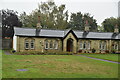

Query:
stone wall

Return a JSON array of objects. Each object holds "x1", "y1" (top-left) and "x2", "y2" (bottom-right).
[
  {"x1": 16, "y1": 33, "x2": 120, "y2": 53},
  {"x1": 17, "y1": 36, "x2": 62, "y2": 52}
]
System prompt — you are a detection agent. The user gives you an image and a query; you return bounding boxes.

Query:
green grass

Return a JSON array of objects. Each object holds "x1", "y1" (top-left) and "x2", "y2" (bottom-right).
[
  {"x1": 80, "y1": 54, "x2": 119, "y2": 62},
  {"x1": 2, "y1": 52, "x2": 118, "y2": 78},
  {"x1": 0, "y1": 50, "x2": 2, "y2": 79}
]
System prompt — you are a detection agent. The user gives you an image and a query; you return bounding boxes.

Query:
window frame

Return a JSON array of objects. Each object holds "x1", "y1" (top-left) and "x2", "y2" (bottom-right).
[
  {"x1": 49, "y1": 41, "x2": 53, "y2": 49},
  {"x1": 54, "y1": 41, "x2": 58, "y2": 49},
  {"x1": 87, "y1": 41, "x2": 90, "y2": 49},
  {"x1": 30, "y1": 40, "x2": 35, "y2": 49},
  {"x1": 114, "y1": 44, "x2": 118, "y2": 50},
  {"x1": 45, "y1": 40, "x2": 49, "y2": 49},
  {"x1": 99, "y1": 41, "x2": 102, "y2": 50},
  {"x1": 25, "y1": 40, "x2": 29, "y2": 49},
  {"x1": 83, "y1": 42, "x2": 86, "y2": 50},
  {"x1": 79, "y1": 42, "x2": 83, "y2": 49}
]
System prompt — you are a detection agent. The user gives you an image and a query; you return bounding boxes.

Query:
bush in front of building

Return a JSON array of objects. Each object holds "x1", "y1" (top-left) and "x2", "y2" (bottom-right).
[{"x1": 12, "y1": 51, "x2": 73, "y2": 55}]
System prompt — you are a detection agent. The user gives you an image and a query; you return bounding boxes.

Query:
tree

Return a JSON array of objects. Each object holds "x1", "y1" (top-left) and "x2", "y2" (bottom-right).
[
  {"x1": 20, "y1": 1, "x2": 68, "y2": 30},
  {"x1": 102, "y1": 17, "x2": 119, "y2": 32},
  {"x1": 2, "y1": 9, "x2": 22, "y2": 38},
  {"x1": 68, "y1": 12, "x2": 98, "y2": 31}
]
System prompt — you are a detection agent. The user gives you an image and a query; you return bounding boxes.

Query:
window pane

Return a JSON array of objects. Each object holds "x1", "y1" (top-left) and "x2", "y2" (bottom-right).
[
  {"x1": 31, "y1": 40, "x2": 34, "y2": 49},
  {"x1": 50, "y1": 41, "x2": 53, "y2": 49},
  {"x1": 80, "y1": 42, "x2": 83, "y2": 49},
  {"x1": 83, "y1": 42, "x2": 86, "y2": 49},
  {"x1": 88, "y1": 41, "x2": 90, "y2": 49},
  {"x1": 45, "y1": 41, "x2": 49, "y2": 49},
  {"x1": 25, "y1": 40, "x2": 29, "y2": 49},
  {"x1": 54, "y1": 41, "x2": 58, "y2": 49},
  {"x1": 99, "y1": 42, "x2": 102, "y2": 50}
]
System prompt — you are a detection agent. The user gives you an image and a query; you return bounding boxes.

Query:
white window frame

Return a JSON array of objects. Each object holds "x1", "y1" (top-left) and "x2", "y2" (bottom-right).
[
  {"x1": 87, "y1": 41, "x2": 90, "y2": 49},
  {"x1": 30, "y1": 40, "x2": 35, "y2": 49},
  {"x1": 83, "y1": 42, "x2": 86, "y2": 49},
  {"x1": 80, "y1": 42, "x2": 83, "y2": 49},
  {"x1": 49, "y1": 41, "x2": 53, "y2": 49},
  {"x1": 54, "y1": 41, "x2": 58, "y2": 49},
  {"x1": 103, "y1": 41, "x2": 106, "y2": 50},
  {"x1": 99, "y1": 41, "x2": 102, "y2": 50},
  {"x1": 114, "y1": 44, "x2": 118, "y2": 50},
  {"x1": 45, "y1": 40, "x2": 49, "y2": 49},
  {"x1": 25, "y1": 40, "x2": 29, "y2": 49}
]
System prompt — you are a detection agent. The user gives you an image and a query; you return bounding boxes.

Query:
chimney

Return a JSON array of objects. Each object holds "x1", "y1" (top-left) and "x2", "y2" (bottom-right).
[
  {"x1": 36, "y1": 16, "x2": 42, "y2": 36},
  {"x1": 114, "y1": 24, "x2": 119, "y2": 33},
  {"x1": 84, "y1": 20, "x2": 90, "y2": 32},
  {"x1": 83, "y1": 20, "x2": 90, "y2": 38}
]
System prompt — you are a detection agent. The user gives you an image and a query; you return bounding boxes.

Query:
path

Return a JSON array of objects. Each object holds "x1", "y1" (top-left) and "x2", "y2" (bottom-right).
[
  {"x1": 4, "y1": 51, "x2": 14, "y2": 55},
  {"x1": 77, "y1": 55, "x2": 120, "y2": 64}
]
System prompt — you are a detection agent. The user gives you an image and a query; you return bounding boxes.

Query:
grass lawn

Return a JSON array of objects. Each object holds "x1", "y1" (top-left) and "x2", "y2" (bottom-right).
[
  {"x1": 0, "y1": 50, "x2": 2, "y2": 79},
  {"x1": 2, "y1": 52, "x2": 118, "y2": 78},
  {"x1": 80, "y1": 54, "x2": 119, "y2": 62}
]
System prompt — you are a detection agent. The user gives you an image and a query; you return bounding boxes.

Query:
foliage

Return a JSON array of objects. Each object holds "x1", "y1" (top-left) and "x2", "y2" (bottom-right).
[
  {"x1": 19, "y1": 1, "x2": 68, "y2": 30},
  {"x1": 102, "y1": 17, "x2": 120, "y2": 32},
  {"x1": 68, "y1": 12, "x2": 98, "y2": 31},
  {"x1": 12, "y1": 51, "x2": 73, "y2": 55},
  {"x1": 2, "y1": 9, "x2": 22, "y2": 38}
]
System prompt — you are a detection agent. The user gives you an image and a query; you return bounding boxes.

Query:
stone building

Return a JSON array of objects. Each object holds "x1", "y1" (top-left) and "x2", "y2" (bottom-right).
[{"x1": 13, "y1": 22, "x2": 120, "y2": 53}]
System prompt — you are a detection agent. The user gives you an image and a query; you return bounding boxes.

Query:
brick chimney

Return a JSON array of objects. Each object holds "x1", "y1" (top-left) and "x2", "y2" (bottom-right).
[{"x1": 36, "y1": 16, "x2": 42, "y2": 36}]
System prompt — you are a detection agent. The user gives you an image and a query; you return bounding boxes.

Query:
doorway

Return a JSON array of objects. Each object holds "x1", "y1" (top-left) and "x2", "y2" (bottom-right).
[{"x1": 67, "y1": 38, "x2": 73, "y2": 52}]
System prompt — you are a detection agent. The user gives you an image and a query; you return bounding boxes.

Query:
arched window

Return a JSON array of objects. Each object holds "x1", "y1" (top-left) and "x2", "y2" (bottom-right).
[
  {"x1": 99, "y1": 41, "x2": 102, "y2": 50},
  {"x1": 45, "y1": 40, "x2": 49, "y2": 49},
  {"x1": 31, "y1": 40, "x2": 35, "y2": 49},
  {"x1": 54, "y1": 40, "x2": 58, "y2": 49},
  {"x1": 83, "y1": 42, "x2": 86, "y2": 49},
  {"x1": 80, "y1": 41, "x2": 83, "y2": 49},
  {"x1": 114, "y1": 43, "x2": 118, "y2": 50},
  {"x1": 87, "y1": 41, "x2": 90, "y2": 49},
  {"x1": 50, "y1": 41, "x2": 53, "y2": 49},
  {"x1": 25, "y1": 40, "x2": 29, "y2": 49},
  {"x1": 103, "y1": 41, "x2": 106, "y2": 50}
]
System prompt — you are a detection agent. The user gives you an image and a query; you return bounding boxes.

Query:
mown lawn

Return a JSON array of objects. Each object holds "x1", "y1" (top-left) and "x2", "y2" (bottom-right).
[
  {"x1": 2, "y1": 53, "x2": 118, "y2": 78},
  {"x1": 0, "y1": 50, "x2": 2, "y2": 79},
  {"x1": 80, "y1": 54, "x2": 119, "y2": 62}
]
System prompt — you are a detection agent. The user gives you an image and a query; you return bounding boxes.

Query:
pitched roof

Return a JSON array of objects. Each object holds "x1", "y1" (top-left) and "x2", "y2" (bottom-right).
[{"x1": 14, "y1": 27, "x2": 120, "y2": 39}]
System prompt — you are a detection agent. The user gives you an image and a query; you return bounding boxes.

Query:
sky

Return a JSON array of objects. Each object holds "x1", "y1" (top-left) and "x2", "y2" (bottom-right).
[{"x1": 0, "y1": 0, "x2": 120, "y2": 25}]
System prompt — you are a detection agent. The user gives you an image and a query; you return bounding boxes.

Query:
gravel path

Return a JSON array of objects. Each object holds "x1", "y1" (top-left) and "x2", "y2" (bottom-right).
[{"x1": 77, "y1": 55, "x2": 120, "y2": 64}]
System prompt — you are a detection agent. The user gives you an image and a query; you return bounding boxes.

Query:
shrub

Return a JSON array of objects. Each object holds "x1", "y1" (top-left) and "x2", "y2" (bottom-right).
[
  {"x1": 105, "y1": 50, "x2": 109, "y2": 53},
  {"x1": 13, "y1": 51, "x2": 73, "y2": 55},
  {"x1": 78, "y1": 50, "x2": 82, "y2": 53}
]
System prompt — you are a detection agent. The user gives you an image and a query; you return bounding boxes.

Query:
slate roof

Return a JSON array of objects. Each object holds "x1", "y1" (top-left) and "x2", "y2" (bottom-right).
[{"x1": 14, "y1": 27, "x2": 120, "y2": 39}]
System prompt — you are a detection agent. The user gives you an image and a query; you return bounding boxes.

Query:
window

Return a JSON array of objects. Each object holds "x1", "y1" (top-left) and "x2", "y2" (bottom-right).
[
  {"x1": 54, "y1": 41, "x2": 58, "y2": 49},
  {"x1": 99, "y1": 41, "x2": 106, "y2": 50},
  {"x1": 114, "y1": 44, "x2": 118, "y2": 50},
  {"x1": 99, "y1": 41, "x2": 102, "y2": 50},
  {"x1": 45, "y1": 40, "x2": 49, "y2": 49},
  {"x1": 83, "y1": 42, "x2": 86, "y2": 49},
  {"x1": 103, "y1": 41, "x2": 106, "y2": 50},
  {"x1": 25, "y1": 40, "x2": 29, "y2": 49},
  {"x1": 80, "y1": 42, "x2": 83, "y2": 49},
  {"x1": 87, "y1": 41, "x2": 90, "y2": 49},
  {"x1": 50, "y1": 41, "x2": 53, "y2": 49},
  {"x1": 31, "y1": 40, "x2": 35, "y2": 49}
]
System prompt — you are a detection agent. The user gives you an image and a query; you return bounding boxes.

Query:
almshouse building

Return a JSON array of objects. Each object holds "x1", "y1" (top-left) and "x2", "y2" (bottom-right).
[{"x1": 13, "y1": 22, "x2": 120, "y2": 53}]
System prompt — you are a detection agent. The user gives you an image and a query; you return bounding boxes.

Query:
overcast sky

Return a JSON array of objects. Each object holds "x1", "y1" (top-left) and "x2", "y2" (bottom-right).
[{"x1": 0, "y1": 0, "x2": 120, "y2": 25}]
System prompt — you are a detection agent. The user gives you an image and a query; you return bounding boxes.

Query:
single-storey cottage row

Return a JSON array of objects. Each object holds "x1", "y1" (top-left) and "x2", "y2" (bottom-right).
[{"x1": 13, "y1": 22, "x2": 120, "y2": 53}]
